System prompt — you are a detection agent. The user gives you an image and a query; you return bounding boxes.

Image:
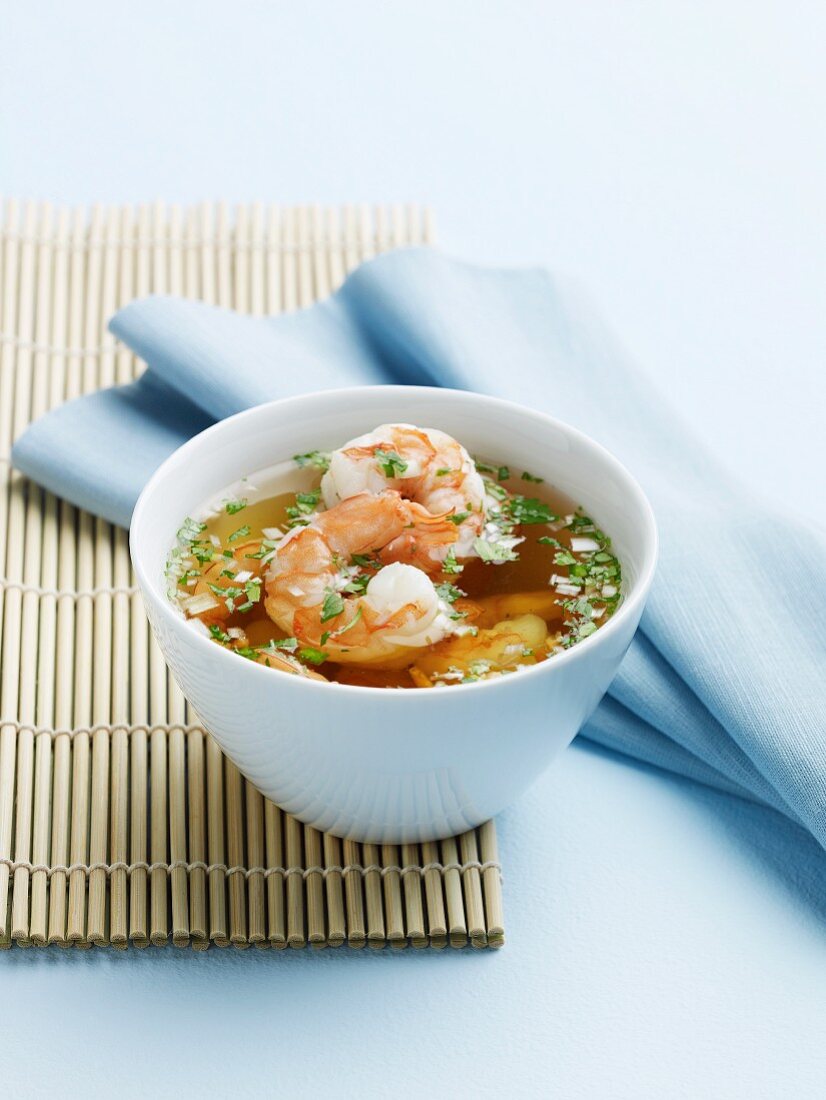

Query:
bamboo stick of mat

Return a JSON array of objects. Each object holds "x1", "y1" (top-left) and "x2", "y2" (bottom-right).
[
  {"x1": 0, "y1": 200, "x2": 505, "y2": 950},
  {"x1": 9, "y1": 200, "x2": 38, "y2": 946},
  {"x1": 0, "y1": 198, "x2": 22, "y2": 947},
  {"x1": 109, "y1": 204, "x2": 135, "y2": 948},
  {"x1": 167, "y1": 204, "x2": 191, "y2": 948},
  {"x1": 26, "y1": 204, "x2": 58, "y2": 946},
  {"x1": 48, "y1": 208, "x2": 85, "y2": 946}
]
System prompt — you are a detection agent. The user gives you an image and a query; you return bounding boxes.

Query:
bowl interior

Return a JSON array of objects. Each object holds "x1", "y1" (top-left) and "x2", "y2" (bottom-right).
[{"x1": 132, "y1": 386, "x2": 656, "y2": 624}]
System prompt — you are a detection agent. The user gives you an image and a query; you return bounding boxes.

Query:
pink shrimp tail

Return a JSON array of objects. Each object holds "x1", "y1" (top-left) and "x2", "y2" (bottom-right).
[{"x1": 379, "y1": 501, "x2": 460, "y2": 573}]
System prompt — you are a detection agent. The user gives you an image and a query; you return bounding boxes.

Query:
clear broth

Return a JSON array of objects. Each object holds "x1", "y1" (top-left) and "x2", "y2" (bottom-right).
[{"x1": 169, "y1": 464, "x2": 622, "y2": 688}]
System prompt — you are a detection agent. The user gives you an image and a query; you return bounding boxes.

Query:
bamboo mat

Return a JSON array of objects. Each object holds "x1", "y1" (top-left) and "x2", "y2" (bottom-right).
[{"x1": 0, "y1": 200, "x2": 504, "y2": 951}]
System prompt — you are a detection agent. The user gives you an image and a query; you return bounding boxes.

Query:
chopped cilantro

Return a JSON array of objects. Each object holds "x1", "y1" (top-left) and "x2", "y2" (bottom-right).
[
  {"x1": 350, "y1": 553, "x2": 379, "y2": 568},
  {"x1": 224, "y1": 498, "x2": 248, "y2": 514},
  {"x1": 293, "y1": 450, "x2": 331, "y2": 472},
  {"x1": 298, "y1": 646, "x2": 328, "y2": 666},
  {"x1": 538, "y1": 536, "x2": 562, "y2": 548},
  {"x1": 553, "y1": 549, "x2": 577, "y2": 567},
  {"x1": 449, "y1": 511, "x2": 471, "y2": 525},
  {"x1": 482, "y1": 477, "x2": 509, "y2": 502},
  {"x1": 261, "y1": 637, "x2": 298, "y2": 654},
  {"x1": 177, "y1": 517, "x2": 206, "y2": 544},
  {"x1": 208, "y1": 582, "x2": 243, "y2": 613},
  {"x1": 228, "y1": 524, "x2": 251, "y2": 543},
  {"x1": 506, "y1": 496, "x2": 557, "y2": 526},
  {"x1": 343, "y1": 573, "x2": 371, "y2": 596},
  {"x1": 442, "y1": 547, "x2": 464, "y2": 575},
  {"x1": 435, "y1": 582, "x2": 465, "y2": 604},
  {"x1": 330, "y1": 606, "x2": 363, "y2": 638},
  {"x1": 191, "y1": 543, "x2": 214, "y2": 565},
  {"x1": 521, "y1": 471, "x2": 544, "y2": 483},
  {"x1": 244, "y1": 539, "x2": 279, "y2": 560},
  {"x1": 497, "y1": 466, "x2": 510, "y2": 482},
  {"x1": 208, "y1": 624, "x2": 231, "y2": 644},
  {"x1": 320, "y1": 589, "x2": 345, "y2": 623},
  {"x1": 435, "y1": 467, "x2": 455, "y2": 476},
  {"x1": 374, "y1": 449, "x2": 408, "y2": 478},
  {"x1": 474, "y1": 537, "x2": 519, "y2": 563},
  {"x1": 286, "y1": 488, "x2": 321, "y2": 526}
]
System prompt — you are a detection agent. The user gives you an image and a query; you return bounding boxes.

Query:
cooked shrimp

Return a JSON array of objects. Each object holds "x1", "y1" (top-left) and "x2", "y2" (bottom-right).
[
  {"x1": 264, "y1": 492, "x2": 457, "y2": 667},
  {"x1": 321, "y1": 424, "x2": 487, "y2": 567}
]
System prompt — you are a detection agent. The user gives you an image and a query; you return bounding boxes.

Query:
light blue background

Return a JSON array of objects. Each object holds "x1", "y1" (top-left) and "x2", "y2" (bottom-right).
[{"x1": 2, "y1": 3, "x2": 825, "y2": 1097}]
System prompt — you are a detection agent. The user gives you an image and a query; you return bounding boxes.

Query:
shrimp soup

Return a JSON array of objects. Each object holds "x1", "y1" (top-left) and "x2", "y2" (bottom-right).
[{"x1": 166, "y1": 424, "x2": 623, "y2": 688}]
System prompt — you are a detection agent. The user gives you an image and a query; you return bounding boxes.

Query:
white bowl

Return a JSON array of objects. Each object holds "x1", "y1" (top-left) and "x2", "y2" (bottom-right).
[{"x1": 130, "y1": 386, "x2": 657, "y2": 843}]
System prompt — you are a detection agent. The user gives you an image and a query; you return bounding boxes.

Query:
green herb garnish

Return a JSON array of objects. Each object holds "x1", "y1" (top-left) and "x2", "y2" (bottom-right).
[
  {"x1": 177, "y1": 517, "x2": 206, "y2": 544},
  {"x1": 261, "y1": 637, "x2": 298, "y2": 654},
  {"x1": 343, "y1": 573, "x2": 371, "y2": 596},
  {"x1": 482, "y1": 477, "x2": 509, "y2": 502},
  {"x1": 286, "y1": 488, "x2": 322, "y2": 526},
  {"x1": 228, "y1": 524, "x2": 251, "y2": 543},
  {"x1": 435, "y1": 582, "x2": 465, "y2": 604},
  {"x1": 208, "y1": 582, "x2": 243, "y2": 613},
  {"x1": 374, "y1": 449, "x2": 408, "y2": 478},
  {"x1": 293, "y1": 450, "x2": 331, "y2": 472},
  {"x1": 350, "y1": 553, "x2": 379, "y2": 568},
  {"x1": 442, "y1": 547, "x2": 464, "y2": 575},
  {"x1": 449, "y1": 511, "x2": 471, "y2": 525},
  {"x1": 320, "y1": 589, "x2": 345, "y2": 623},
  {"x1": 244, "y1": 539, "x2": 279, "y2": 560},
  {"x1": 506, "y1": 496, "x2": 557, "y2": 526},
  {"x1": 521, "y1": 471, "x2": 544, "y2": 483},
  {"x1": 329, "y1": 606, "x2": 363, "y2": 639},
  {"x1": 190, "y1": 542, "x2": 214, "y2": 565},
  {"x1": 224, "y1": 498, "x2": 248, "y2": 514},
  {"x1": 298, "y1": 646, "x2": 328, "y2": 666},
  {"x1": 474, "y1": 537, "x2": 519, "y2": 563},
  {"x1": 497, "y1": 466, "x2": 510, "y2": 482}
]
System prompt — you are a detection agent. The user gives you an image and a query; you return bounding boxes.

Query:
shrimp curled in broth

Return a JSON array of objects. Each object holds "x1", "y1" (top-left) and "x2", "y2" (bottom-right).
[
  {"x1": 264, "y1": 492, "x2": 458, "y2": 667},
  {"x1": 321, "y1": 424, "x2": 487, "y2": 569}
]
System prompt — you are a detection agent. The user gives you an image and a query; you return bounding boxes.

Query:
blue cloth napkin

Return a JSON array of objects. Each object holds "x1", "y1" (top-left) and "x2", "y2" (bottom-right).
[{"x1": 13, "y1": 249, "x2": 826, "y2": 850}]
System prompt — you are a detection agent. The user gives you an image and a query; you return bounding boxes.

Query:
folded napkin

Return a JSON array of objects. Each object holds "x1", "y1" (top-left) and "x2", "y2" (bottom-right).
[{"x1": 13, "y1": 249, "x2": 826, "y2": 851}]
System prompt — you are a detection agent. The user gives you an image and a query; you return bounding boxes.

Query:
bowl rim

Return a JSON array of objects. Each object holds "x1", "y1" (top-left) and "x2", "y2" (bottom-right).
[{"x1": 130, "y1": 385, "x2": 659, "y2": 700}]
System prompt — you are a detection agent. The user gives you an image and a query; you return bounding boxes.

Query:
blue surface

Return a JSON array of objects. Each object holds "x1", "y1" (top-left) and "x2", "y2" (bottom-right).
[
  {"x1": 2, "y1": 3, "x2": 826, "y2": 1097},
  {"x1": 14, "y1": 249, "x2": 826, "y2": 845}
]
